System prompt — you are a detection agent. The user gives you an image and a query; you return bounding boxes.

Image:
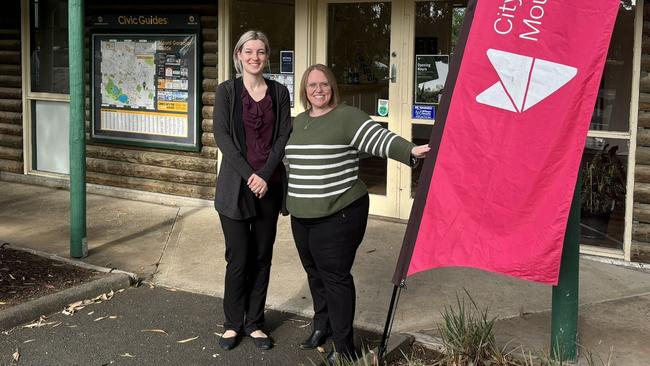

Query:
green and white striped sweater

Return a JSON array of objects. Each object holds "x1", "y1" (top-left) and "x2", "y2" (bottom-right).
[{"x1": 286, "y1": 104, "x2": 415, "y2": 218}]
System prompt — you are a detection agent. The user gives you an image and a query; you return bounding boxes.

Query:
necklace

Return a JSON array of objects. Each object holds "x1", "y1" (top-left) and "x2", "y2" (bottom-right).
[
  {"x1": 304, "y1": 115, "x2": 318, "y2": 130},
  {"x1": 304, "y1": 105, "x2": 335, "y2": 129}
]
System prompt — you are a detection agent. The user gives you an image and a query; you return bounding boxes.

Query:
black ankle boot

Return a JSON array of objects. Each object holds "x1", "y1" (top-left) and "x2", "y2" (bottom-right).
[
  {"x1": 319, "y1": 349, "x2": 340, "y2": 366},
  {"x1": 300, "y1": 329, "x2": 331, "y2": 349}
]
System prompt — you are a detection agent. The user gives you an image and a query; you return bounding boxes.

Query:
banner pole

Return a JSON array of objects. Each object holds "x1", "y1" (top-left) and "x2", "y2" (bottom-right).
[
  {"x1": 550, "y1": 172, "x2": 581, "y2": 361},
  {"x1": 69, "y1": 0, "x2": 87, "y2": 258},
  {"x1": 378, "y1": 281, "x2": 404, "y2": 362}
]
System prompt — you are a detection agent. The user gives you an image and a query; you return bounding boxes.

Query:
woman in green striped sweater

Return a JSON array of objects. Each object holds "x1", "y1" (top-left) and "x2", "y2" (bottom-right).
[{"x1": 287, "y1": 64, "x2": 429, "y2": 365}]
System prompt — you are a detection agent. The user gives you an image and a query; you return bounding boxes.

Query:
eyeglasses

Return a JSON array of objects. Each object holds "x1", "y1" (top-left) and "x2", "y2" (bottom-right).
[{"x1": 307, "y1": 82, "x2": 331, "y2": 91}]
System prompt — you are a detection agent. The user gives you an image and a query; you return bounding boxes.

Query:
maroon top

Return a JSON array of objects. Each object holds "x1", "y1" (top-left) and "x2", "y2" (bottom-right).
[{"x1": 241, "y1": 88, "x2": 275, "y2": 172}]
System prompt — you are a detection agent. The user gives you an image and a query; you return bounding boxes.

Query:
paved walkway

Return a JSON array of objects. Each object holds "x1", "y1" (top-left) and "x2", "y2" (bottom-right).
[
  {"x1": 0, "y1": 286, "x2": 377, "y2": 365},
  {"x1": 2, "y1": 177, "x2": 650, "y2": 364}
]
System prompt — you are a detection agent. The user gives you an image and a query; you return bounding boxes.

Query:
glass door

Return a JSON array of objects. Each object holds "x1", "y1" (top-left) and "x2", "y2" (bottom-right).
[
  {"x1": 316, "y1": 0, "x2": 405, "y2": 217},
  {"x1": 398, "y1": 0, "x2": 467, "y2": 219}
]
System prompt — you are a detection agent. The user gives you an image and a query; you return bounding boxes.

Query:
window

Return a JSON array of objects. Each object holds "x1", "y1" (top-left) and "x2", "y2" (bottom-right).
[{"x1": 31, "y1": 0, "x2": 69, "y2": 94}]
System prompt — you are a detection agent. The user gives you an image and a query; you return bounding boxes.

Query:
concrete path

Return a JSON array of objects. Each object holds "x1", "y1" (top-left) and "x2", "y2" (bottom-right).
[{"x1": 2, "y1": 179, "x2": 650, "y2": 364}]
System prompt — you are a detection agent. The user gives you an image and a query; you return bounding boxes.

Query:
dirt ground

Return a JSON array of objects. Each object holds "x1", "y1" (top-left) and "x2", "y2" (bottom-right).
[{"x1": 0, "y1": 245, "x2": 99, "y2": 311}]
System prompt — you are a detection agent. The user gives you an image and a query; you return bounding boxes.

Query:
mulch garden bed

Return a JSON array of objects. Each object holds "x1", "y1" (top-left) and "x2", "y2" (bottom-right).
[{"x1": 0, "y1": 245, "x2": 100, "y2": 311}]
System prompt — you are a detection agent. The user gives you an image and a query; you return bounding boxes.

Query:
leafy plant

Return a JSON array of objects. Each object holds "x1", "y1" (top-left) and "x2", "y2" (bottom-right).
[
  {"x1": 436, "y1": 290, "x2": 502, "y2": 365},
  {"x1": 580, "y1": 144, "x2": 626, "y2": 216}
]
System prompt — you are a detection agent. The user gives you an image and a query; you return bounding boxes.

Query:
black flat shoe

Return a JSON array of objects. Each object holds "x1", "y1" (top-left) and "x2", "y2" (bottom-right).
[
  {"x1": 300, "y1": 329, "x2": 331, "y2": 349},
  {"x1": 251, "y1": 335, "x2": 273, "y2": 350},
  {"x1": 218, "y1": 334, "x2": 239, "y2": 351}
]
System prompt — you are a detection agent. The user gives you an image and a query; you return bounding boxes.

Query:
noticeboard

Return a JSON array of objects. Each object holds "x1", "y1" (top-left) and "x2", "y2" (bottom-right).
[
  {"x1": 90, "y1": 15, "x2": 201, "y2": 151},
  {"x1": 415, "y1": 54, "x2": 449, "y2": 105}
]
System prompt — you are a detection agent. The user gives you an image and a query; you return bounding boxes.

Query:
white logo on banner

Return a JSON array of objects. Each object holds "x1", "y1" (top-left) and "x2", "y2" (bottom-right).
[{"x1": 476, "y1": 49, "x2": 577, "y2": 112}]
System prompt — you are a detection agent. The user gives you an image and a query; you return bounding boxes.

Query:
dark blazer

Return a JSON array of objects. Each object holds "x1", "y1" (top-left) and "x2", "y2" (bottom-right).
[{"x1": 213, "y1": 77, "x2": 291, "y2": 220}]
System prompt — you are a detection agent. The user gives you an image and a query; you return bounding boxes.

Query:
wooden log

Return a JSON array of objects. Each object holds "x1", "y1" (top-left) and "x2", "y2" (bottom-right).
[
  {"x1": 0, "y1": 98, "x2": 21, "y2": 112},
  {"x1": 639, "y1": 112, "x2": 650, "y2": 128},
  {"x1": 202, "y1": 92, "x2": 215, "y2": 106},
  {"x1": 86, "y1": 145, "x2": 216, "y2": 173},
  {"x1": 635, "y1": 182, "x2": 650, "y2": 205},
  {"x1": 87, "y1": 157, "x2": 216, "y2": 186},
  {"x1": 0, "y1": 145, "x2": 21, "y2": 160},
  {"x1": 203, "y1": 66, "x2": 218, "y2": 79},
  {"x1": 0, "y1": 122, "x2": 21, "y2": 136},
  {"x1": 640, "y1": 93, "x2": 650, "y2": 111},
  {"x1": 641, "y1": 72, "x2": 650, "y2": 94},
  {"x1": 0, "y1": 110, "x2": 21, "y2": 124},
  {"x1": 638, "y1": 128, "x2": 650, "y2": 147},
  {"x1": 0, "y1": 75, "x2": 20, "y2": 87},
  {"x1": 0, "y1": 51, "x2": 19, "y2": 65},
  {"x1": 636, "y1": 146, "x2": 650, "y2": 165},
  {"x1": 631, "y1": 241, "x2": 650, "y2": 263},
  {"x1": 203, "y1": 41, "x2": 218, "y2": 54},
  {"x1": 202, "y1": 105, "x2": 214, "y2": 119},
  {"x1": 0, "y1": 30, "x2": 20, "y2": 40},
  {"x1": 0, "y1": 64, "x2": 20, "y2": 75},
  {"x1": 643, "y1": 54, "x2": 650, "y2": 73},
  {"x1": 200, "y1": 16, "x2": 217, "y2": 29},
  {"x1": 203, "y1": 78, "x2": 217, "y2": 92},
  {"x1": 0, "y1": 158, "x2": 22, "y2": 173},
  {"x1": 202, "y1": 28, "x2": 218, "y2": 42},
  {"x1": 0, "y1": 133, "x2": 21, "y2": 148},
  {"x1": 634, "y1": 202, "x2": 650, "y2": 223},
  {"x1": 203, "y1": 53, "x2": 217, "y2": 67},
  {"x1": 201, "y1": 146, "x2": 218, "y2": 160},
  {"x1": 633, "y1": 222, "x2": 650, "y2": 242},
  {"x1": 0, "y1": 86, "x2": 20, "y2": 99},
  {"x1": 87, "y1": 171, "x2": 214, "y2": 200},
  {"x1": 202, "y1": 118, "x2": 213, "y2": 133},
  {"x1": 636, "y1": 165, "x2": 650, "y2": 183},
  {"x1": 201, "y1": 132, "x2": 216, "y2": 147},
  {"x1": 0, "y1": 39, "x2": 20, "y2": 51}
]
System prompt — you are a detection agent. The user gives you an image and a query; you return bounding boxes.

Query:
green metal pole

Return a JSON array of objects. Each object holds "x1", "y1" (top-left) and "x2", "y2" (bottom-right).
[
  {"x1": 550, "y1": 173, "x2": 581, "y2": 361},
  {"x1": 69, "y1": 0, "x2": 87, "y2": 258}
]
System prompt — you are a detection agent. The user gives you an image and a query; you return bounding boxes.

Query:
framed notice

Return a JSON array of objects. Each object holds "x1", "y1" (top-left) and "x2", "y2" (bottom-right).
[
  {"x1": 415, "y1": 54, "x2": 449, "y2": 105},
  {"x1": 280, "y1": 50, "x2": 294, "y2": 74},
  {"x1": 90, "y1": 15, "x2": 200, "y2": 150}
]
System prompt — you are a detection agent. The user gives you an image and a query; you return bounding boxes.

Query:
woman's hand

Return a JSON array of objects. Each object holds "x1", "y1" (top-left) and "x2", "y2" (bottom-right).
[
  {"x1": 247, "y1": 173, "x2": 268, "y2": 198},
  {"x1": 411, "y1": 144, "x2": 431, "y2": 159}
]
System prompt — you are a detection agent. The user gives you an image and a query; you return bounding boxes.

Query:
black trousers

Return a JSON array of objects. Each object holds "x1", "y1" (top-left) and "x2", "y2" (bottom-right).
[
  {"x1": 291, "y1": 194, "x2": 369, "y2": 355},
  {"x1": 218, "y1": 184, "x2": 282, "y2": 334}
]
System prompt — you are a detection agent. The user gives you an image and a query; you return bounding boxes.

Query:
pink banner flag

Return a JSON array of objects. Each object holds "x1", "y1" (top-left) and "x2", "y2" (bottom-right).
[{"x1": 394, "y1": 0, "x2": 621, "y2": 285}]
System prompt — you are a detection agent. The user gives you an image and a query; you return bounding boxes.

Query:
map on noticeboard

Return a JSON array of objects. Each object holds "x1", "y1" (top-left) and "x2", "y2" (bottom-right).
[
  {"x1": 100, "y1": 40, "x2": 157, "y2": 110},
  {"x1": 90, "y1": 14, "x2": 200, "y2": 151}
]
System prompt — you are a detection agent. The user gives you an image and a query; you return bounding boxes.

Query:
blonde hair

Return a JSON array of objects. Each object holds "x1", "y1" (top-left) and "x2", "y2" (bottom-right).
[
  {"x1": 299, "y1": 64, "x2": 340, "y2": 110},
  {"x1": 232, "y1": 30, "x2": 270, "y2": 74}
]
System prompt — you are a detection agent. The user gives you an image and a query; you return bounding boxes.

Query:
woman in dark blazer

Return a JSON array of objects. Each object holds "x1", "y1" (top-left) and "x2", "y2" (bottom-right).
[{"x1": 212, "y1": 30, "x2": 291, "y2": 351}]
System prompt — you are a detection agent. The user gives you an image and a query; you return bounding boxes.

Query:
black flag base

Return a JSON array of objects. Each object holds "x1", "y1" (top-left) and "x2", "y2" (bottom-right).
[{"x1": 377, "y1": 280, "x2": 405, "y2": 363}]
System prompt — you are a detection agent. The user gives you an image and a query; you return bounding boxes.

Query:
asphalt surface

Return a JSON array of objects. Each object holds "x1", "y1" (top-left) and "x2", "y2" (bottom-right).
[{"x1": 0, "y1": 286, "x2": 380, "y2": 366}]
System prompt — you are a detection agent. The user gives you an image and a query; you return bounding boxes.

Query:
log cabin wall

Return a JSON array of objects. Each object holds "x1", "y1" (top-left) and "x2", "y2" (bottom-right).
[
  {"x1": 633, "y1": 3, "x2": 650, "y2": 262},
  {"x1": 0, "y1": 1, "x2": 23, "y2": 174},
  {"x1": 84, "y1": 0, "x2": 218, "y2": 200}
]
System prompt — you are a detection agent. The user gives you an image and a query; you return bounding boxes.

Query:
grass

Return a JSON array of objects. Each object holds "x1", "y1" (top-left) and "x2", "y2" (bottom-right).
[
  {"x1": 392, "y1": 291, "x2": 615, "y2": 366},
  {"x1": 309, "y1": 291, "x2": 615, "y2": 366}
]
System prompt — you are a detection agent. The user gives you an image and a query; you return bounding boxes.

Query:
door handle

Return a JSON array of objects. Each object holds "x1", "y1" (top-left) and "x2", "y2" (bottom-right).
[{"x1": 382, "y1": 64, "x2": 397, "y2": 83}]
